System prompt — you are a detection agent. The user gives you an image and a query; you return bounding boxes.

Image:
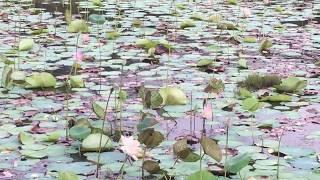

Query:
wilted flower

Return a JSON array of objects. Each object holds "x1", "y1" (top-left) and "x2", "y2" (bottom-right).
[
  {"x1": 202, "y1": 101, "x2": 213, "y2": 120},
  {"x1": 242, "y1": 7, "x2": 252, "y2": 18},
  {"x1": 73, "y1": 50, "x2": 83, "y2": 62},
  {"x1": 82, "y1": 34, "x2": 90, "y2": 44},
  {"x1": 120, "y1": 135, "x2": 142, "y2": 160}
]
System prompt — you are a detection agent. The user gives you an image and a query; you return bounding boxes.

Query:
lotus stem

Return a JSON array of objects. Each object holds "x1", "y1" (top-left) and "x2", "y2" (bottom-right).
[
  {"x1": 200, "y1": 150, "x2": 205, "y2": 180},
  {"x1": 190, "y1": 91, "x2": 193, "y2": 135},
  {"x1": 118, "y1": 65, "x2": 124, "y2": 132},
  {"x1": 117, "y1": 154, "x2": 129, "y2": 179},
  {"x1": 224, "y1": 125, "x2": 229, "y2": 179},
  {"x1": 96, "y1": 88, "x2": 114, "y2": 178},
  {"x1": 238, "y1": 171, "x2": 243, "y2": 180},
  {"x1": 74, "y1": 33, "x2": 80, "y2": 75},
  {"x1": 276, "y1": 129, "x2": 284, "y2": 179},
  {"x1": 251, "y1": 115, "x2": 255, "y2": 145},
  {"x1": 141, "y1": 147, "x2": 147, "y2": 179}
]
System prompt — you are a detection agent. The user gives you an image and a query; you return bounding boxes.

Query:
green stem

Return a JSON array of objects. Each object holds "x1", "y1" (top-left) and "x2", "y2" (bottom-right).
[
  {"x1": 239, "y1": 171, "x2": 243, "y2": 180},
  {"x1": 171, "y1": 158, "x2": 179, "y2": 169},
  {"x1": 251, "y1": 115, "x2": 255, "y2": 145},
  {"x1": 277, "y1": 129, "x2": 284, "y2": 179},
  {"x1": 200, "y1": 150, "x2": 204, "y2": 180},
  {"x1": 117, "y1": 155, "x2": 129, "y2": 179},
  {"x1": 74, "y1": 33, "x2": 80, "y2": 75},
  {"x1": 141, "y1": 147, "x2": 147, "y2": 179},
  {"x1": 118, "y1": 64, "x2": 124, "y2": 132},
  {"x1": 189, "y1": 91, "x2": 193, "y2": 135},
  {"x1": 224, "y1": 125, "x2": 229, "y2": 179},
  {"x1": 78, "y1": 142, "x2": 81, "y2": 157},
  {"x1": 96, "y1": 88, "x2": 114, "y2": 178},
  {"x1": 64, "y1": 32, "x2": 80, "y2": 140}
]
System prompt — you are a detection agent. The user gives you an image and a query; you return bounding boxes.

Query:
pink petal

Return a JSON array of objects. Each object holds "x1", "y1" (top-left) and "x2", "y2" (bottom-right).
[
  {"x1": 74, "y1": 51, "x2": 84, "y2": 62},
  {"x1": 82, "y1": 34, "x2": 90, "y2": 44},
  {"x1": 202, "y1": 102, "x2": 213, "y2": 120}
]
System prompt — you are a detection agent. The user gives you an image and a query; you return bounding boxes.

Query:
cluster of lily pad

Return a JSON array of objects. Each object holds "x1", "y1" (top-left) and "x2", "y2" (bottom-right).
[{"x1": 0, "y1": 0, "x2": 319, "y2": 179}]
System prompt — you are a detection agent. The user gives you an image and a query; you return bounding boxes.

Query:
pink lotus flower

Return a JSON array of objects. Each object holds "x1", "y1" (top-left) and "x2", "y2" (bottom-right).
[
  {"x1": 73, "y1": 50, "x2": 83, "y2": 62},
  {"x1": 120, "y1": 135, "x2": 142, "y2": 160},
  {"x1": 82, "y1": 34, "x2": 90, "y2": 44},
  {"x1": 242, "y1": 7, "x2": 252, "y2": 18},
  {"x1": 202, "y1": 102, "x2": 213, "y2": 120}
]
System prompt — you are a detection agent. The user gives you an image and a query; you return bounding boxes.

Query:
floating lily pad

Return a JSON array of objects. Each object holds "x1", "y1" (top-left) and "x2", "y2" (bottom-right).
[
  {"x1": 81, "y1": 133, "x2": 113, "y2": 152},
  {"x1": 159, "y1": 87, "x2": 188, "y2": 105},
  {"x1": 67, "y1": 20, "x2": 89, "y2": 33},
  {"x1": 25, "y1": 72, "x2": 56, "y2": 88},
  {"x1": 19, "y1": 39, "x2": 34, "y2": 51},
  {"x1": 225, "y1": 153, "x2": 251, "y2": 174},
  {"x1": 187, "y1": 170, "x2": 217, "y2": 180}
]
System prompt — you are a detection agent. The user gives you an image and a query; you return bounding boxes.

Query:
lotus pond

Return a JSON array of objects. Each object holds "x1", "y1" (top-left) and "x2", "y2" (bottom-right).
[{"x1": 0, "y1": 0, "x2": 320, "y2": 179}]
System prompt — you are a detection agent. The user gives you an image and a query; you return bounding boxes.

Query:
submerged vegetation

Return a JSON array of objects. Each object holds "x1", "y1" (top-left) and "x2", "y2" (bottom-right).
[{"x1": 0, "y1": 0, "x2": 320, "y2": 179}]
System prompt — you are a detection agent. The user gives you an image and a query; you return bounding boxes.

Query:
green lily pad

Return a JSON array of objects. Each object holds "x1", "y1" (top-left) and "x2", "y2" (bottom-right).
[
  {"x1": 184, "y1": 152, "x2": 201, "y2": 162},
  {"x1": 69, "y1": 126, "x2": 91, "y2": 140},
  {"x1": 242, "y1": 98, "x2": 262, "y2": 112},
  {"x1": 136, "y1": 39, "x2": 157, "y2": 49},
  {"x1": 238, "y1": 87, "x2": 253, "y2": 98},
  {"x1": 238, "y1": 58, "x2": 248, "y2": 69},
  {"x1": 11, "y1": 71, "x2": 26, "y2": 82},
  {"x1": 217, "y1": 21, "x2": 237, "y2": 30},
  {"x1": 90, "y1": 0, "x2": 103, "y2": 6},
  {"x1": 180, "y1": 19, "x2": 196, "y2": 29},
  {"x1": 274, "y1": 77, "x2": 307, "y2": 93},
  {"x1": 197, "y1": 59, "x2": 213, "y2": 67},
  {"x1": 259, "y1": 38, "x2": 272, "y2": 52},
  {"x1": 58, "y1": 171, "x2": 79, "y2": 180},
  {"x1": 19, "y1": 39, "x2": 34, "y2": 51},
  {"x1": 159, "y1": 87, "x2": 188, "y2": 105},
  {"x1": 84, "y1": 152, "x2": 126, "y2": 164},
  {"x1": 48, "y1": 162, "x2": 95, "y2": 175},
  {"x1": 243, "y1": 36, "x2": 257, "y2": 43},
  {"x1": 89, "y1": 14, "x2": 106, "y2": 24},
  {"x1": 228, "y1": 0, "x2": 237, "y2": 5},
  {"x1": 67, "y1": 20, "x2": 89, "y2": 33},
  {"x1": 106, "y1": 31, "x2": 120, "y2": 40},
  {"x1": 18, "y1": 132, "x2": 34, "y2": 145},
  {"x1": 25, "y1": 72, "x2": 56, "y2": 88},
  {"x1": 187, "y1": 170, "x2": 217, "y2": 180},
  {"x1": 70, "y1": 75, "x2": 85, "y2": 88},
  {"x1": 1, "y1": 65, "x2": 13, "y2": 88},
  {"x1": 20, "y1": 149, "x2": 47, "y2": 159},
  {"x1": 275, "y1": 146, "x2": 314, "y2": 157},
  {"x1": 225, "y1": 153, "x2": 251, "y2": 174},
  {"x1": 81, "y1": 133, "x2": 113, "y2": 152},
  {"x1": 261, "y1": 94, "x2": 292, "y2": 102},
  {"x1": 92, "y1": 101, "x2": 106, "y2": 119}
]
